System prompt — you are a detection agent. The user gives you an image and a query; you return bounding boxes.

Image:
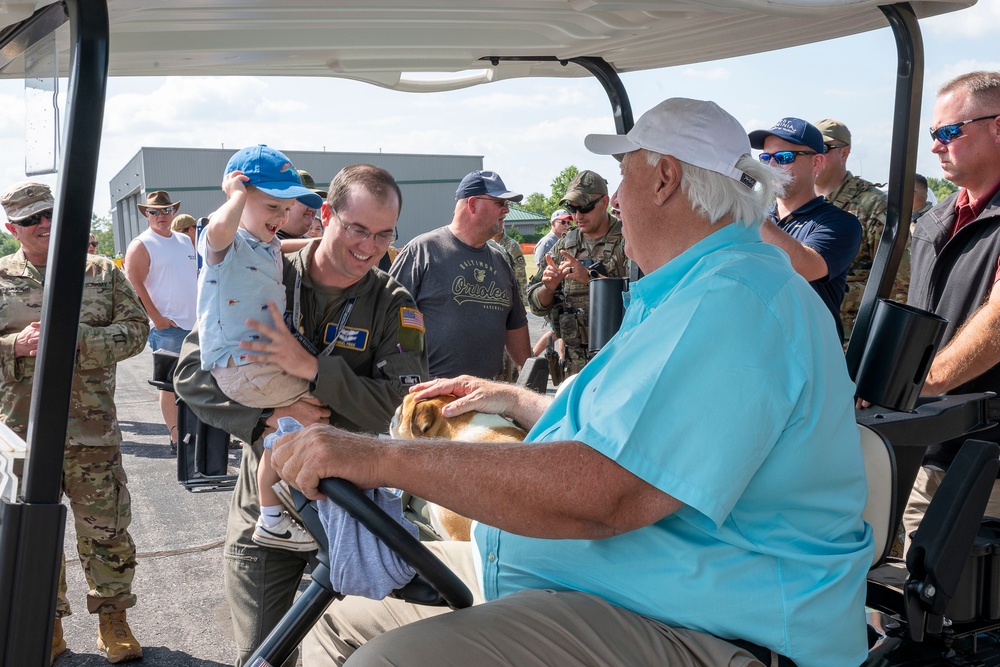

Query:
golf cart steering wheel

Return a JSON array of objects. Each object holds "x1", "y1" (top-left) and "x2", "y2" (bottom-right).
[{"x1": 318, "y1": 477, "x2": 474, "y2": 610}]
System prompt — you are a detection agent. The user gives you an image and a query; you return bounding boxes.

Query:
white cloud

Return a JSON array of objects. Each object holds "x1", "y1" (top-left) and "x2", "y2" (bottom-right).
[
  {"x1": 681, "y1": 66, "x2": 730, "y2": 81},
  {"x1": 924, "y1": 1, "x2": 1000, "y2": 40}
]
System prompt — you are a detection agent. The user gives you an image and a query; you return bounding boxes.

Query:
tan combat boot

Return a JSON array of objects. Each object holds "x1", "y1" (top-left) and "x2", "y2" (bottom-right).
[
  {"x1": 96, "y1": 611, "x2": 143, "y2": 663},
  {"x1": 51, "y1": 618, "x2": 67, "y2": 665}
]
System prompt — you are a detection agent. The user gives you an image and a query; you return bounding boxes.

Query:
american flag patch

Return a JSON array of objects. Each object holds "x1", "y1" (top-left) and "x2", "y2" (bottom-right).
[{"x1": 399, "y1": 307, "x2": 425, "y2": 332}]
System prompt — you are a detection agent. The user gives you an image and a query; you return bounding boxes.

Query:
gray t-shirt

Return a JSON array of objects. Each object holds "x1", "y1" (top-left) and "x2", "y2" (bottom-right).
[
  {"x1": 390, "y1": 226, "x2": 528, "y2": 379},
  {"x1": 534, "y1": 231, "x2": 559, "y2": 266}
]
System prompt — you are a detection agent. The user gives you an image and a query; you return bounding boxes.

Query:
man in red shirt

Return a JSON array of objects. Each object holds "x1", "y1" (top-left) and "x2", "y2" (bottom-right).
[{"x1": 904, "y1": 70, "x2": 1000, "y2": 547}]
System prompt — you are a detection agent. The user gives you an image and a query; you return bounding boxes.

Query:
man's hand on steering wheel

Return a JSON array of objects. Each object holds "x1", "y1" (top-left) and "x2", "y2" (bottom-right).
[{"x1": 271, "y1": 424, "x2": 387, "y2": 501}]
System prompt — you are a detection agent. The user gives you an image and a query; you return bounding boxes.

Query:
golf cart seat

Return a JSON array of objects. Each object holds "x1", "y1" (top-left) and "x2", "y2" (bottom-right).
[
  {"x1": 861, "y1": 425, "x2": 897, "y2": 569},
  {"x1": 864, "y1": 431, "x2": 1000, "y2": 651}
]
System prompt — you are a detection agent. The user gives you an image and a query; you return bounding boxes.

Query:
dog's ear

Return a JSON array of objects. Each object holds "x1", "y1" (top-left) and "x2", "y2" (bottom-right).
[{"x1": 412, "y1": 399, "x2": 440, "y2": 437}]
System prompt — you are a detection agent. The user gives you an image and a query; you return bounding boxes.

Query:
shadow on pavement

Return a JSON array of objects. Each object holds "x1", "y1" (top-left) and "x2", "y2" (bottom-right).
[{"x1": 55, "y1": 647, "x2": 229, "y2": 666}]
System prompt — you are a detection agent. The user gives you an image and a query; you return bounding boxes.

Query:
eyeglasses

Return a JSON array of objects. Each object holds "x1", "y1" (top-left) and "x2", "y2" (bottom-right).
[
  {"x1": 929, "y1": 115, "x2": 998, "y2": 144},
  {"x1": 331, "y1": 208, "x2": 397, "y2": 245},
  {"x1": 758, "y1": 151, "x2": 817, "y2": 166},
  {"x1": 565, "y1": 197, "x2": 604, "y2": 215},
  {"x1": 146, "y1": 206, "x2": 175, "y2": 216},
  {"x1": 10, "y1": 209, "x2": 53, "y2": 227},
  {"x1": 824, "y1": 143, "x2": 849, "y2": 151},
  {"x1": 476, "y1": 196, "x2": 511, "y2": 209}
]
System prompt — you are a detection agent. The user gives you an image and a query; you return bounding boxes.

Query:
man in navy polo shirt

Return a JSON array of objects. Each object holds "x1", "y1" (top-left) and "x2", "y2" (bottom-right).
[{"x1": 750, "y1": 117, "x2": 862, "y2": 342}]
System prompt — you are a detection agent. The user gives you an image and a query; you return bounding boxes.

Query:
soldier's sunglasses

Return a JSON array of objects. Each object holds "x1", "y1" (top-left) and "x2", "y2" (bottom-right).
[
  {"x1": 929, "y1": 115, "x2": 998, "y2": 144},
  {"x1": 10, "y1": 209, "x2": 52, "y2": 227},
  {"x1": 758, "y1": 150, "x2": 817, "y2": 166},
  {"x1": 565, "y1": 197, "x2": 604, "y2": 215}
]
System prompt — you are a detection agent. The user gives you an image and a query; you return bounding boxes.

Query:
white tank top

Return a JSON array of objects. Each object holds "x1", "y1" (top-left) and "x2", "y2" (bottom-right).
[{"x1": 138, "y1": 228, "x2": 198, "y2": 329}]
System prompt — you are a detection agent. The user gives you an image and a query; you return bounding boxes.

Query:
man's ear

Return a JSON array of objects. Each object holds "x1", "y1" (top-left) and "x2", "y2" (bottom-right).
[
  {"x1": 653, "y1": 154, "x2": 682, "y2": 206},
  {"x1": 4, "y1": 223, "x2": 17, "y2": 238},
  {"x1": 320, "y1": 202, "x2": 332, "y2": 227},
  {"x1": 812, "y1": 153, "x2": 826, "y2": 177}
]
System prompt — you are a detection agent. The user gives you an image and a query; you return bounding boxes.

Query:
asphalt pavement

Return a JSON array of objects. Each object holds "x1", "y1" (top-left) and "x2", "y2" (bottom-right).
[
  {"x1": 54, "y1": 345, "x2": 240, "y2": 666},
  {"x1": 52, "y1": 312, "x2": 550, "y2": 666}
]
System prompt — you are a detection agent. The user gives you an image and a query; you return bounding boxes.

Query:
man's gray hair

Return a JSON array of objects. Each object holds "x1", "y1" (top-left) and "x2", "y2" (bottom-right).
[{"x1": 645, "y1": 150, "x2": 785, "y2": 226}]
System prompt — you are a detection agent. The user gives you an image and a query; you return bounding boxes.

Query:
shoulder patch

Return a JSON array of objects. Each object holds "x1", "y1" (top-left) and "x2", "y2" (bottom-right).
[{"x1": 399, "y1": 307, "x2": 425, "y2": 332}]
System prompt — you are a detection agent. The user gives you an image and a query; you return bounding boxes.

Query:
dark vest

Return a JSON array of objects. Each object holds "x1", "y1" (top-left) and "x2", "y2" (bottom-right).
[{"x1": 909, "y1": 190, "x2": 1000, "y2": 465}]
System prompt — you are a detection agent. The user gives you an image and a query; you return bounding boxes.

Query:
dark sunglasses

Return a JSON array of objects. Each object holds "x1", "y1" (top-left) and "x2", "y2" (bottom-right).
[
  {"x1": 10, "y1": 209, "x2": 53, "y2": 227},
  {"x1": 758, "y1": 150, "x2": 817, "y2": 166},
  {"x1": 824, "y1": 142, "x2": 849, "y2": 151},
  {"x1": 476, "y1": 196, "x2": 511, "y2": 208},
  {"x1": 565, "y1": 197, "x2": 604, "y2": 215},
  {"x1": 929, "y1": 115, "x2": 998, "y2": 144},
  {"x1": 88, "y1": 241, "x2": 99, "y2": 248}
]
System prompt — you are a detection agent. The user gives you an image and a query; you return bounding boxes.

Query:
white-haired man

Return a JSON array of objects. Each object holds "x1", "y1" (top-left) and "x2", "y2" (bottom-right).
[{"x1": 274, "y1": 98, "x2": 873, "y2": 667}]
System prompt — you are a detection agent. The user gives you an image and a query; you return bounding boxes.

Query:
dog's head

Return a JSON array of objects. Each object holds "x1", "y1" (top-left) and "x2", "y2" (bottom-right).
[
  {"x1": 390, "y1": 393, "x2": 526, "y2": 442},
  {"x1": 391, "y1": 394, "x2": 462, "y2": 439}
]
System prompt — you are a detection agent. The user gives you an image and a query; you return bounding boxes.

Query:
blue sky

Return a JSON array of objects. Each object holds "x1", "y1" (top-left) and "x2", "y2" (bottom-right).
[{"x1": 0, "y1": 1, "x2": 997, "y2": 219}]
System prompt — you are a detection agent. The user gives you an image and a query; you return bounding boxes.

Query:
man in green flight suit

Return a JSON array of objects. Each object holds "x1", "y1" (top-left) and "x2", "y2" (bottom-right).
[
  {"x1": 526, "y1": 169, "x2": 628, "y2": 378},
  {"x1": 174, "y1": 164, "x2": 429, "y2": 667},
  {"x1": 0, "y1": 181, "x2": 149, "y2": 664}
]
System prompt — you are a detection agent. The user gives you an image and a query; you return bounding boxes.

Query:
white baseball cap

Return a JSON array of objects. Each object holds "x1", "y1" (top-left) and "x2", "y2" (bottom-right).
[
  {"x1": 550, "y1": 208, "x2": 572, "y2": 222},
  {"x1": 585, "y1": 98, "x2": 756, "y2": 189}
]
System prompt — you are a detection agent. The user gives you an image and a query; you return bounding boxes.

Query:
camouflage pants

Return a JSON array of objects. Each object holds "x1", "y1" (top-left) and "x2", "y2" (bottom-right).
[
  {"x1": 556, "y1": 311, "x2": 591, "y2": 377},
  {"x1": 56, "y1": 444, "x2": 137, "y2": 617},
  {"x1": 840, "y1": 280, "x2": 866, "y2": 345},
  {"x1": 564, "y1": 343, "x2": 590, "y2": 376}
]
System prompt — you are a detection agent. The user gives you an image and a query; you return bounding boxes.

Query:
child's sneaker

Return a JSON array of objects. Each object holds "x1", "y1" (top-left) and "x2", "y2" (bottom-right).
[{"x1": 252, "y1": 512, "x2": 319, "y2": 552}]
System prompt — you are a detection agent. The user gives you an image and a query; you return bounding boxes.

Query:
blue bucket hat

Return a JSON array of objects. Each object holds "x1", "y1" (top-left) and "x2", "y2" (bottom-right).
[
  {"x1": 455, "y1": 170, "x2": 523, "y2": 202},
  {"x1": 225, "y1": 145, "x2": 324, "y2": 209},
  {"x1": 748, "y1": 117, "x2": 826, "y2": 155}
]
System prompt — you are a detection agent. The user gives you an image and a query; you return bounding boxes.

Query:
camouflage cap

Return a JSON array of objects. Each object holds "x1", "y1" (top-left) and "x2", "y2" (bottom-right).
[
  {"x1": 171, "y1": 213, "x2": 197, "y2": 232},
  {"x1": 815, "y1": 119, "x2": 852, "y2": 146},
  {"x1": 1, "y1": 181, "x2": 54, "y2": 222},
  {"x1": 560, "y1": 170, "x2": 608, "y2": 206},
  {"x1": 297, "y1": 169, "x2": 328, "y2": 199}
]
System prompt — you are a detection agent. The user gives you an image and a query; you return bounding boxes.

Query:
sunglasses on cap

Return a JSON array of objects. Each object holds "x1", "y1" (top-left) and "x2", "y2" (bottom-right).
[
  {"x1": 146, "y1": 206, "x2": 175, "y2": 216},
  {"x1": 758, "y1": 150, "x2": 817, "y2": 166},
  {"x1": 9, "y1": 209, "x2": 53, "y2": 227},
  {"x1": 565, "y1": 196, "x2": 604, "y2": 215},
  {"x1": 929, "y1": 115, "x2": 998, "y2": 144}
]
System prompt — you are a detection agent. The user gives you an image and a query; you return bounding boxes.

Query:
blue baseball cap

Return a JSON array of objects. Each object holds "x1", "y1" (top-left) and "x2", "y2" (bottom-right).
[
  {"x1": 225, "y1": 145, "x2": 324, "y2": 209},
  {"x1": 455, "y1": 170, "x2": 523, "y2": 202},
  {"x1": 748, "y1": 117, "x2": 826, "y2": 155}
]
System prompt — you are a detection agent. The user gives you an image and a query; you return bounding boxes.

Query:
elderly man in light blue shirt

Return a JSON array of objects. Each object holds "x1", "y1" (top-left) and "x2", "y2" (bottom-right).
[{"x1": 273, "y1": 98, "x2": 874, "y2": 667}]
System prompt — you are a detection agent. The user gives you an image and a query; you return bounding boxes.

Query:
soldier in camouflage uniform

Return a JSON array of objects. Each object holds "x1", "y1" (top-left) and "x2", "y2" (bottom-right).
[
  {"x1": 489, "y1": 227, "x2": 528, "y2": 382},
  {"x1": 526, "y1": 170, "x2": 628, "y2": 377},
  {"x1": 0, "y1": 182, "x2": 148, "y2": 664},
  {"x1": 815, "y1": 119, "x2": 910, "y2": 344},
  {"x1": 490, "y1": 226, "x2": 527, "y2": 306}
]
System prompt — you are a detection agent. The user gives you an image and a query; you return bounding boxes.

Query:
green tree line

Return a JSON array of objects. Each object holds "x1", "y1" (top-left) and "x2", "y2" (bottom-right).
[{"x1": 1, "y1": 212, "x2": 114, "y2": 258}]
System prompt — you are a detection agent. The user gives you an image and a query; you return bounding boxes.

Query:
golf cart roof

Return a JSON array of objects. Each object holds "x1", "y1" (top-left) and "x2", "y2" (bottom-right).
[{"x1": 0, "y1": 0, "x2": 976, "y2": 90}]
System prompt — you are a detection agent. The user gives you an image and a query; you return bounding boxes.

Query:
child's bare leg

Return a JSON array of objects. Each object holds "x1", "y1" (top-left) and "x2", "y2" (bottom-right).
[{"x1": 257, "y1": 448, "x2": 283, "y2": 523}]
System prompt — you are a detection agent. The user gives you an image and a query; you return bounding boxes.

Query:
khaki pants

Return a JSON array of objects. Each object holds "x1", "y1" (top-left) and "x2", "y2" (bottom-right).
[
  {"x1": 225, "y1": 440, "x2": 311, "y2": 667},
  {"x1": 903, "y1": 465, "x2": 1000, "y2": 555},
  {"x1": 303, "y1": 541, "x2": 765, "y2": 667}
]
